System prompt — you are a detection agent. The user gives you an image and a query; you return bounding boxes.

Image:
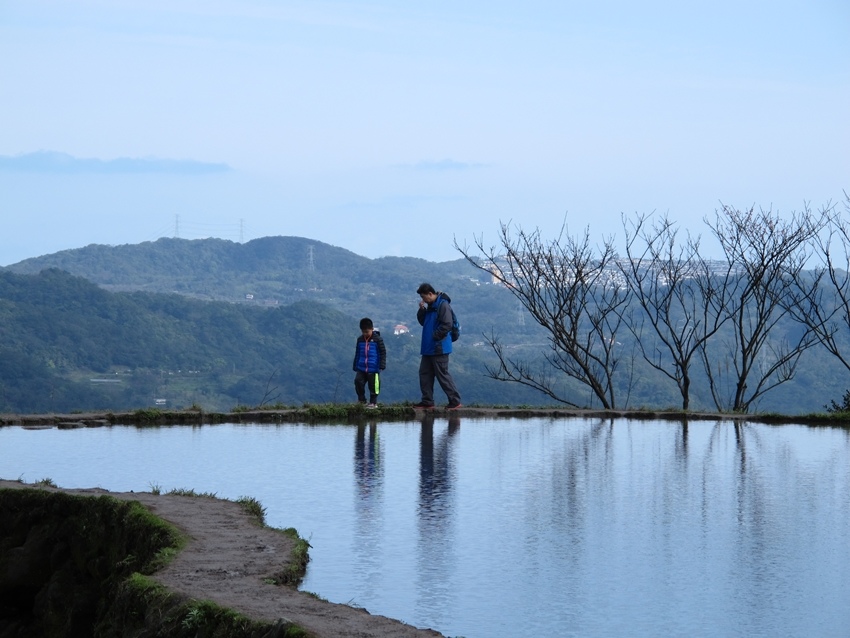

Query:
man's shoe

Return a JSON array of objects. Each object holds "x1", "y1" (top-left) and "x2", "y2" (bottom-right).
[
  {"x1": 365, "y1": 403, "x2": 378, "y2": 409},
  {"x1": 413, "y1": 402, "x2": 435, "y2": 409},
  {"x1": 446, "y1": 403, "x2": 463, "y2": 411}
]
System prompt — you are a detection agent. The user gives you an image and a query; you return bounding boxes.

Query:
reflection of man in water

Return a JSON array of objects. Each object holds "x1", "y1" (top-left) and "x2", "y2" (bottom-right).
[
  {"x1": 416, "y1": 413, "x2": 460, "y2": 623},
  {"x1": 418, "y1": 413, "x2": 460, "y2": 514},
  {"x1": 448, "y1": 413, "x2": 460, "y2": 436}
]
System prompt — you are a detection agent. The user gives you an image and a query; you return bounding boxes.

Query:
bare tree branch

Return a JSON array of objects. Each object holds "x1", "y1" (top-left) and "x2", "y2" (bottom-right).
[
  {"x1": 701, "y1": 203, "x2": 828, "y2": 412},
  {"x1": 618, "y1": 212, "x2": 734, "y2": 409},
  {"x1": 455, "y1": 220, "x2": 631, "y2": 408},
  {"x1": 258, "y1": 368, "x2": 281, "y2": 407},
  {"x1": 783, "y1": 197, "x2": 849, "y2": 370}
]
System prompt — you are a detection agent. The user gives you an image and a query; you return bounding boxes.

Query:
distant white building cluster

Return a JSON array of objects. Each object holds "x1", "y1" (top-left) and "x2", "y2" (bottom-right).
[{"x1": 482, "y1": 256, "x2": 738, "y2": 290}]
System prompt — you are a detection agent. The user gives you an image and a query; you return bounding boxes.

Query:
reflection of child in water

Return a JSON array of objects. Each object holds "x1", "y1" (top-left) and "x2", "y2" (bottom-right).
[
  {"x1": 354, "y1": 423, "x2": 381, "y2": 498},
  {"x1": 352, "y1": 317, "x2": 386, "y2": 408}
]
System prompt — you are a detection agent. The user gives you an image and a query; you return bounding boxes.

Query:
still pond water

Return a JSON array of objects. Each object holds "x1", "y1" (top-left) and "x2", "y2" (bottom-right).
[{"x1": 2, "y1": 415, "x2": 849, "y2": 637}]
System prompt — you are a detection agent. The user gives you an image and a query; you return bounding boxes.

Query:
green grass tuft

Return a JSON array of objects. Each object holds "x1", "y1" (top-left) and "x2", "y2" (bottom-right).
[
  {"x1": 236, "y1": 495, "x2": 267, "y2": 525},
  {"x1": 165, "y1": 487, "x2": 218, "y2": 498},
  {"x1": 133, "y1": 408, "x2": 164, "y2": 422}
]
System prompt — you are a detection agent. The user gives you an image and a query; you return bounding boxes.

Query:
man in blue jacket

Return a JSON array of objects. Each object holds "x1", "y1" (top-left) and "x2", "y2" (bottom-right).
[{"x1": 414, "y1": 282, "x2": 462, "y2": 410}]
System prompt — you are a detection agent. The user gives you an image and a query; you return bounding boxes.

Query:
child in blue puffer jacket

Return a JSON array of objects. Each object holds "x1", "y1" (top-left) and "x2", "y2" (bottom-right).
[{"x1": 353, "y1": 317, "x2": 387, "y2": 408}]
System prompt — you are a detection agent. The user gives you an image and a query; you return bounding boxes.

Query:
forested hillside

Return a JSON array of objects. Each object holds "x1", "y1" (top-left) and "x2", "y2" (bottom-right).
[
  {"x1": 3, "y1": 236, "x2": 848, "y2": 415},
  {"x1": 0, "y1": 268, "x2": 549, "y2": 413}
]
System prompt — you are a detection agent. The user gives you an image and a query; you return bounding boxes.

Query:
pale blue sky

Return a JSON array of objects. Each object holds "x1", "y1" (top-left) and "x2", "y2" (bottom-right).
[{"x1": 1, "y1": 0, "x2": 847, "y2": 265}]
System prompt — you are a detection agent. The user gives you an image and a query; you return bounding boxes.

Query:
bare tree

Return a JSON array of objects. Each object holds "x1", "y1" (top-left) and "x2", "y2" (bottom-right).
[
  {"x1": 701, "y1": 204, "x2": 828, "y2": 412},
  {"x1": 258, "y1": 368, "x2": 281, "y2": 407},
  {"x1": 782, "y1": 197, "x2": 849, "y2": 371},
  {"x1": 455, "y1": 221, "x2": 630, "y2": 409},
  {"x1": 619, "y1": 213, "x2": 734, "y2": 410}
]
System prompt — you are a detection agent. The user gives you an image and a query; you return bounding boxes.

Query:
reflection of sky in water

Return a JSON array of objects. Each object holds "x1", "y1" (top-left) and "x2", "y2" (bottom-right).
[{"x1": 2, "y1": 418, "x2": 849, "y2": 638}]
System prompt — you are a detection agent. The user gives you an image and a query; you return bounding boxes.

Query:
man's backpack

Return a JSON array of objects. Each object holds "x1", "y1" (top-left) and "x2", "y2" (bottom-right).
[{"x1": 450, "y1": 308, "x2": 461, "y2": 342}]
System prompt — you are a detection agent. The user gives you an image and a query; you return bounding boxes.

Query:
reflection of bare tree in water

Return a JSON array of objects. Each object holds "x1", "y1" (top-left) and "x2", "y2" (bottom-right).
[
  {"x1": 415, "y1": 413, "x2": 460, "y2": 625},
  {"x1": 704, "y1": 422, "x2": 769, "y2": 555},
  {"x1": 352, "y1": 421, "x2": 383, "y2": 594},
  {"x1": 548, "y1": 419, "x2": 613, "y2": 537},
  {"x1": 692, "y1": 420, "x2": 842, "y2": 626},
  {"x1": 712, "y1": 422, "x2": 776, "y2": 621},
  {"x1": 732, "y1": 423, "x2": 768, "y2": 532},
  {"x1": 549, "y1": 419, "x2": 693, "y2": 547},
  {"x1": 677, "y1": 420, "x2": 690, "y2": 459}
]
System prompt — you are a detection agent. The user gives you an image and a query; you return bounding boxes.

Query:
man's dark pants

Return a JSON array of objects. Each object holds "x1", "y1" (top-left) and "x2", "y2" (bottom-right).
[{"x1": 418, "y1": 354, "x2": 461, "y2": 406}]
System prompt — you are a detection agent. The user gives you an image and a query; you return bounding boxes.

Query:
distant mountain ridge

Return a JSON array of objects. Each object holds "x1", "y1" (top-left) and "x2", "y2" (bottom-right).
[{"x1": 5, "y1": 236, "x2": 485, "y2": 332}]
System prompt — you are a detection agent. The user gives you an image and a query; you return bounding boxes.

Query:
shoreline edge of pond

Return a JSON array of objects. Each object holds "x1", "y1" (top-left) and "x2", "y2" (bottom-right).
[{"x1": 2, "y1": 404, "x2": 850, "y2": 429}]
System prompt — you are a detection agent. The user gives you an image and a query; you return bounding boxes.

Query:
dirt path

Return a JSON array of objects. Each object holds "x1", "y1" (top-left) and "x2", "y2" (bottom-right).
[{"x1": 0, "y1": 480, "x2": 444, "y2": 638}]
